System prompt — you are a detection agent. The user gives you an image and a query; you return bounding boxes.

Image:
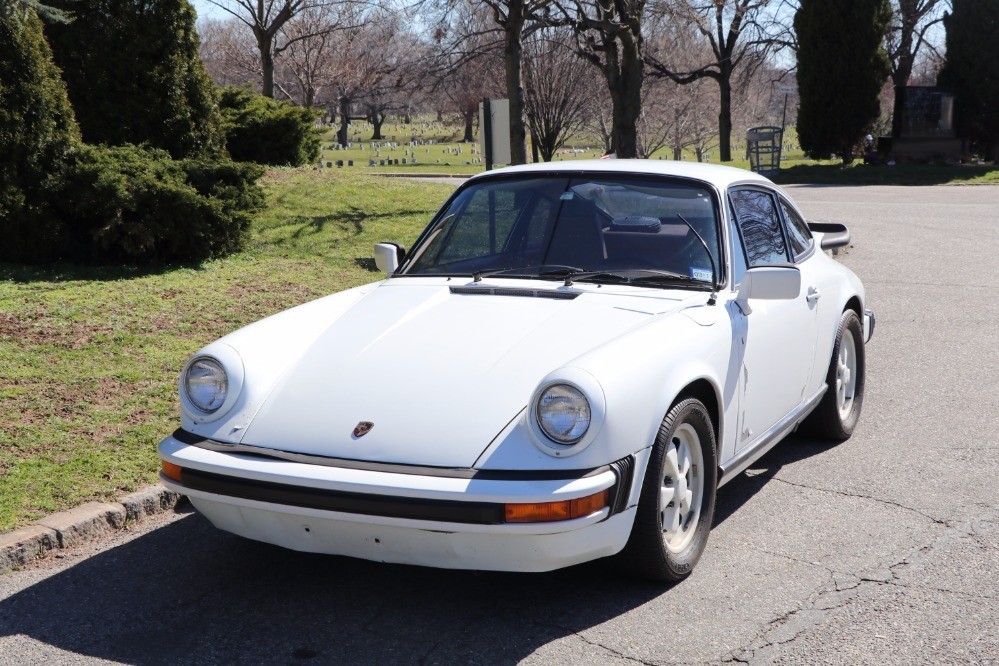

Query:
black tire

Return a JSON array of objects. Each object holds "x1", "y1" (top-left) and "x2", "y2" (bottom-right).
[
  {"x1": 801, "y1": 309, "x2": 866, "y2": 441},
  {"x1": 614, "y1": 398, "x2": 718, "y2": 583}
]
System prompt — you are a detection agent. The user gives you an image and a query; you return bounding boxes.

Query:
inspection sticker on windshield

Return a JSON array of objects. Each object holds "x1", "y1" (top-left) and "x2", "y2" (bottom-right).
[
  {"x1": 560, "y1": 192, "x2": 575, "y2": 200},
  {"x1": 691, "y1": 267, "x2": 712, "y2": 281}
]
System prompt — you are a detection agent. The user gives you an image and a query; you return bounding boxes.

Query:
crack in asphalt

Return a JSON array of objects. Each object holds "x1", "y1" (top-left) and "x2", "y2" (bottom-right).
[
  {"x1": 720, "y1": 504, "x2": 998, "y2": 664},
  {"x1": 743, "y1": 546, "x2": 846, "y2": 578},
  {"x1": 758, "y1": 474, "x2": 998, "y2": 553},
  {"x1": 417, "y1": 640, "x2": 441, "y2": 665},
  {"x1": 752, "y1": 473, "x2": 953, "y2": 530},
  {"x1": 531, "y1": 619, "x2": 660, "y2": 666}
]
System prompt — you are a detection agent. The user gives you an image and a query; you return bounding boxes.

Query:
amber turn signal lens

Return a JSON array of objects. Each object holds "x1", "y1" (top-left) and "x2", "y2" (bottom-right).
[
  {"x1": 161, "y1": 460, "x2": 184, "y2": 482},
  {"x1": 505, "y1": 489, "x2": 610, "y2": 523}
]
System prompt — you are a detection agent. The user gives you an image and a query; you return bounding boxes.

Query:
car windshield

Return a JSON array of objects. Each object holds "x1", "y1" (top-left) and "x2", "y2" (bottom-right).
[{"x1": 402, "y1": 175, "x2": 721, "y2": 287}]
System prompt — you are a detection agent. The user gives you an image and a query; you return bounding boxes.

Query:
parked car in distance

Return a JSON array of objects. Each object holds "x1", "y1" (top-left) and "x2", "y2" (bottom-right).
[{"x1": 159, "y1": 160, "x2": 874, "y2": 582}]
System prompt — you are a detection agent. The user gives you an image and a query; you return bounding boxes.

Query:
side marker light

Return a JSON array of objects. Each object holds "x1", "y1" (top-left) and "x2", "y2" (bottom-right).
[
  {"x1": 504, "y1": 489, "x2": 610, "y2": 523},
  {"x1": 161, "y1": 461, "x2": 184, "y2": 482}
]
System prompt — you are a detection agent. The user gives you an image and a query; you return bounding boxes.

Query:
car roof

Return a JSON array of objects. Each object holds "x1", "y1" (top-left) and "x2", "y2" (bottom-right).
[{"x1": 471, "y1": 159, "x2": 775, "y2": 190}]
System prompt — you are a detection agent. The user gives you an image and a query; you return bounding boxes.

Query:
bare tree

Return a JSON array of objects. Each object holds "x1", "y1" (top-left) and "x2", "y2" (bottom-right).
[
  {"x1": 206, "y1": 0, "x2": 348, "y2": 97},
  {"x1": 273, "y1": 3, "x2": 351, "y2": 107},
  {"x1": 554, "y1": 0, "x2": 647, "y2": 158},
  {"x1": 886, "y1": 0, "x2": 950, "y2": 136},
  {"x1": 474, "y1": 0, "x2": 558, "y2": 164},
  {"x1": 638, "y1": 73, "x2": 714, "y2": 159},
  {"x1": 327, "y1": 10, "x2": 409, "y2": 145},
  {"x1": 522, "y1": 30, "x2": 591, "y2": 160},
  {"x1": 199, "y1": 17, "x2": 263, "y2": 87},
  {"x1": 646, "y1": 0, "x2": 782, "y2": 162},
  {"x1": 430, "y1": 5, "x2": 505, "y2": 144}
]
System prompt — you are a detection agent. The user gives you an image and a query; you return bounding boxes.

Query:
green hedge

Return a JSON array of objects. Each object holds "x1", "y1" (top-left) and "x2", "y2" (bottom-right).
[
  {"x1": 3, "y1": 144, "x2": 265, "y2": 265},
  {"x1": 219, "y1": 86, "x2": 321, "y2": 166},
  {"x1": 1, "y1": 4, "x2": 80, "y2": 261}
]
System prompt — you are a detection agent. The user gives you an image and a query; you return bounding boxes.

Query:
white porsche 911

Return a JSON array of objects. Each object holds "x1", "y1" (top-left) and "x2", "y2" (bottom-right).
[{"x1": 158, "y1": 160, "x2": 874, "y2": 582}]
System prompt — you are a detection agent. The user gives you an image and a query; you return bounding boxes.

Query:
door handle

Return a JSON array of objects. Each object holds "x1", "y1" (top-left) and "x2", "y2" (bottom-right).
[{"x1": 806, "y1": 287, "x2": 821, "y2": 302}]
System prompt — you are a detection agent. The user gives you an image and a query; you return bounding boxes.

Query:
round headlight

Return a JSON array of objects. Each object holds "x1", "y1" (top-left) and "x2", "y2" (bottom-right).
[
  {"x1": 184, "y1": 357, "x2": 228, "y2": 413},
  {"x1": 536, "y1": 384, "x2": 591, "y2": 444}
]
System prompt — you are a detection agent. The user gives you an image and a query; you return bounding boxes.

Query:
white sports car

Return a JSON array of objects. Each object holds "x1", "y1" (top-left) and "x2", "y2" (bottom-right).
[{"x1": 158, "y1": 161, "x2": 873, "y2": 582}]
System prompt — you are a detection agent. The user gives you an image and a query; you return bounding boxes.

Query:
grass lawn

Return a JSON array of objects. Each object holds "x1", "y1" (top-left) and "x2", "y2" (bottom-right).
[{"x1": 0, "y1": 170, "x2": 455, "y2": 532}]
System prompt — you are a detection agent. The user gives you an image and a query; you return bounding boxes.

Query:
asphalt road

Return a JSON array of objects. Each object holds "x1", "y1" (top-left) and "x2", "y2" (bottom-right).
[{"x1": 2, "y1": 184, "x2": 997, "y2": 665}]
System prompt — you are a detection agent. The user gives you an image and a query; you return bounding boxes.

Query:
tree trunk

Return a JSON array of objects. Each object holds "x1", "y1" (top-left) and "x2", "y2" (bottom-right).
[
  {"x1": 256, "y1": 30, "x2": 275, "y2": 98},
  {"x1": 337, "y1": 97, "x2": 351, "y2": 146},
  {"x1": 463, "y1": 104, "x2": 475, "y2": 143},
  {"x1": 608, "y1": 35, "x2": 643, "y2": 159},
  {"x1": 370, "y1": 111, "x2": 385, "y2": 140},
  {"x1": 504, "y1": 1, "x2": 528, "y2": 165},
  {"x1": 672, "y1": 112, "x2": 682, "y2": 160},
  {"x1": 840, "y1": 140, "x2": 855, "y2": 165},
  {"x1": 891, "y1": 60, "x2": 913, "y2": 138},
  {"x1": 717, "y1": 65, "x2": 732, "y2": 162}
]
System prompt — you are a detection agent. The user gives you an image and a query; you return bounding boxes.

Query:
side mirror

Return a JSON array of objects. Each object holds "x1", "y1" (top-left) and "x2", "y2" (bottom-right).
[
  {"x1": 807, "y1": 221, "x2": 851, "y2": 250},
  {"x1": 374, "y1": 242, "x2": 406, "y2": 275},
  {"x1": 735, "y1": 266, "x2": 801, "y2": 315}
]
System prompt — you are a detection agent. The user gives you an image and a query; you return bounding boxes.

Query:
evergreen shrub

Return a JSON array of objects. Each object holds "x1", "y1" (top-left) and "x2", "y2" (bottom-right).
[
  {"x1": 42, "y1": 145, "x2": 265, "y2": 264},
  {"x1": 220, "y1": 86, "x2": 322, "y2": 166}
]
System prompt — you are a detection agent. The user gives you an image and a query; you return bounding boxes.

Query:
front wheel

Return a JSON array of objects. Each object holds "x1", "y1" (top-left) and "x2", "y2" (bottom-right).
[
  {"x1": 615, "y1": 398, "x2": 718, "y2": 583},
  {"x1": 802, "y1": 309, "x2": 866, "y2": 440}
]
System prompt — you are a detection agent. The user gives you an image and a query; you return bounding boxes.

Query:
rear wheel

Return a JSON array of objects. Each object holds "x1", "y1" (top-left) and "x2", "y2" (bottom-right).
[
  {"x1": 802, "y1": 309, "x2": 866, "y2": 440},
  {"x1": 615, "y1": 398, "x2": 717, "y2": 582}
]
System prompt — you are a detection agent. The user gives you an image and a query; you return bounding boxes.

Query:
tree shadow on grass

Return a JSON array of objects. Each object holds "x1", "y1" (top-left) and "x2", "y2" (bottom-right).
[
  {"x1": 282, "y1": 206, "x2": 432, "y2": 242},
  {"x1": 354, "y1": 257, "x2": 378, "y2": 272},
  {"x1": 0, "y1": 260, "x2": 190, "y2": 284}
]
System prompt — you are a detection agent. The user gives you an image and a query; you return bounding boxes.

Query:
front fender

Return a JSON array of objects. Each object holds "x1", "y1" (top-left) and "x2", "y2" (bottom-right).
[
  {"x1": 179, "y1": 282, "x2": 381, "y2": 441},
  {"x1": 474, "y1": 309, "x2": 732, "y2": 472}
]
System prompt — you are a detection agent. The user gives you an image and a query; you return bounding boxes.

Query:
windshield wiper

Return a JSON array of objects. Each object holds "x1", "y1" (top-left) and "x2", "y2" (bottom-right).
[
  {"x1": 473, "y1": 264, "x2": 587, "y2": 282},
  {"x1": 628, "y1": 273, "x2": 708, "y2": 287},
  {"x1": 675, "y1": 213, "x2": 717, "y2": 290},
  {"x1": 562, "y1": 268, "x2": 692, "y2": 287},
  {"x1": 561, "y1": 270, "x2": 632, "y2": 286},
  {"x1": 472, "y1": 267, "x2": 527, "y2": 282}
]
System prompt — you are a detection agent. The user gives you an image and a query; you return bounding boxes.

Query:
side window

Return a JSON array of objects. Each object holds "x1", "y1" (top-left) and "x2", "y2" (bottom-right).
[
  {"x1": 728, "y1": 204, "x2": 748, "y2": 285},
  {"x1": 730, "y1": 189, "x2": 789, "y2": 267},
  {"x1": 779, "y1": 198, "x2": 813, "y2": 258}
]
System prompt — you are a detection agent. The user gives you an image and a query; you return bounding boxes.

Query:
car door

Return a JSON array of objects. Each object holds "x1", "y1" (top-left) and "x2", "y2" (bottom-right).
[
  {"x1": 729, "y1": 187, "x2": 819, "y2": 451},
  {"x1": 775, "y1": 193, "x2": 829, "y2": 395}
]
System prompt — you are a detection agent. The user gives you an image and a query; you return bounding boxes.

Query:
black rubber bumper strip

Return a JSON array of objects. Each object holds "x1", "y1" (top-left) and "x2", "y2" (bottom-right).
[{"x1": 181, "y1": 467, "x2": 507, "y2": 524}]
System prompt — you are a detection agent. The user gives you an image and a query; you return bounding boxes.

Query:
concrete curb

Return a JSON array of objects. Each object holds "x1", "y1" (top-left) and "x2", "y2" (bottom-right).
[
  {"x1": 0, "y1": 485, "x2": 186, "y2": 574},
  {"x1": 371, "y1": 172, "x2": 472, "y2": 179}
]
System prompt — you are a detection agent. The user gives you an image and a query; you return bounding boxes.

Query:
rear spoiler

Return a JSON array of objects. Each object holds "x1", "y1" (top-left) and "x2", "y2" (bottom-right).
[{"x1": 808, "y1": 222, "x2": 851, "y2": 250}]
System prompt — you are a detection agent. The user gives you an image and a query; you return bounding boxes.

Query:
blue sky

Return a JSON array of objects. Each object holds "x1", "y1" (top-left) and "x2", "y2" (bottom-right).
[{"x1": 190, "y1": 0, "x2": 223, "y2": 21}]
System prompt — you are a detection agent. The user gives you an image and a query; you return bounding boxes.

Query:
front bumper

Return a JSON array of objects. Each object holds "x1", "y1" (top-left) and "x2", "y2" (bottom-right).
[{"x1": 159, "y1": 433, "x2": 640, "y2": 572}]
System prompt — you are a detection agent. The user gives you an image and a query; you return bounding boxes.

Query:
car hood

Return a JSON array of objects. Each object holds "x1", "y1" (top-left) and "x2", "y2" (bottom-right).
[{"x1": 239, "y1": 280, "x2": 689, "y2": 467}]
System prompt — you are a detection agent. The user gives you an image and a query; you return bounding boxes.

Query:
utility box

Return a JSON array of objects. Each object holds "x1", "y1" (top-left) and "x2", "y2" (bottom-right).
[
  {"x1": 478, "y1": 98, "x2": 511, "y2": 169},
  {"x1": 746, "y1": 126, "x2": 784, "y2": 177}
]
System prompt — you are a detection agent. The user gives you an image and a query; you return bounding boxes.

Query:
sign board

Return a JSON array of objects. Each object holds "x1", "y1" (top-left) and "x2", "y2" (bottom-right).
[
  {"x1": 778, "y1": 84, "x2": 796, "y2": 95},
  {"x1": 478, "y1": 98, "x2": 511, "y2": 168}
]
